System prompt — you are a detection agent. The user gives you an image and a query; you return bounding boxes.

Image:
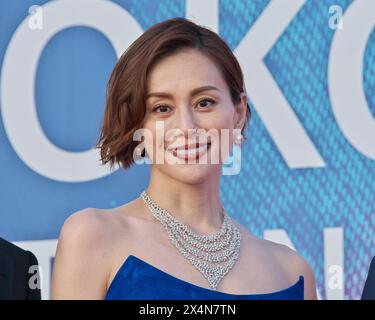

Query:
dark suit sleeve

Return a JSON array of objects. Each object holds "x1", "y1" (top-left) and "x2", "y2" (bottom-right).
[
  {"x1": 361, "y1": 256, "x2": 375, "y2": 300},
  {"x1": 26, "y1": 251, "x2": 41, "y2": 300}
]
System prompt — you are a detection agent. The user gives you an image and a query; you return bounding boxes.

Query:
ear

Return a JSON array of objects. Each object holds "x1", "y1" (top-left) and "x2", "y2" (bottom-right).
[{"x1": 233, "y1": 92, "x2": 248, "y2": 130}]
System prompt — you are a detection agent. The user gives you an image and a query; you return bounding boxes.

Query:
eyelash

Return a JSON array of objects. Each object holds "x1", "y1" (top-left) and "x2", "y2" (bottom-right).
[{"x1": 152, "y1": 98, "x2": 216, "y2": 113}]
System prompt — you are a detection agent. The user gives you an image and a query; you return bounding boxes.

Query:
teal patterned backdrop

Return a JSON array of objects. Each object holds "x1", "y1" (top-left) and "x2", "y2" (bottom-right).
[{"x1": 0, "y1": 0, "x2": 374, "y2": 300}]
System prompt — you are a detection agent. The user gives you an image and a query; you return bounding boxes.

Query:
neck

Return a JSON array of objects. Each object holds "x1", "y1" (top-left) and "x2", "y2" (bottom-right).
[{"x1": 144, "y1": 167, "x2": 224, "y2": 234}]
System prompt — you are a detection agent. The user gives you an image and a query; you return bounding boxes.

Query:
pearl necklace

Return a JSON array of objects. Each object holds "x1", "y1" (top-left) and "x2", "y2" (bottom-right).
[{"x1": 140, "y1": 190, "x2": 242, "y2": 290}]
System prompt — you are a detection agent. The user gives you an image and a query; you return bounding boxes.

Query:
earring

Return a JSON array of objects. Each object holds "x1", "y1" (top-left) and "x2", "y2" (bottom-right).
[
  {"x1": 222, "y1": 143, "x2": 242, "y2": 176},
  {"x1": 222, "y1": 131, "x2": 243, "y2": 176},
  {"x1": 135, "y1": 145, "x2": 143, "y2": 156},
  {"x1": 234, "y1": 132, "x2": 244, "y2": 145},
  {"x1": 134, "y1": 144, "x2": 151, "y2": 165}
]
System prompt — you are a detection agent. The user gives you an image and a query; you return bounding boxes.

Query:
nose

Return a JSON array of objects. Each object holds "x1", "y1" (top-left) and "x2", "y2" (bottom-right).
[{"x1": 172, "y1": 105, "x2": 199, "y2": 137}]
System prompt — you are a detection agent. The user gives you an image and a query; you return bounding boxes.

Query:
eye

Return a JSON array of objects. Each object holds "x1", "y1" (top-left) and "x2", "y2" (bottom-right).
[
  {"x1": 197, "y1": 98, "x2": 216, "y2": 108},
  {"x1": 152, "y1": 98, "x2": 216, "y2": 113},
  {"x1": 152, "y1": 105, "x2": 171, "y2": 113}
]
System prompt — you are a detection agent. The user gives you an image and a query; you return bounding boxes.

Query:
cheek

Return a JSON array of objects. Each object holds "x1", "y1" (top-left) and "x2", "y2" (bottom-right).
[
  {"x1": 202, "y1": 116, "x2": 235, "y2": 164},
  {"x1": 212, "y1": 106, "x2": 235, "y2": 128},
  {"x1": 209, "y1": 114, "x2": 235, "y2": 144},
  {"x1": 140, "y1": 122, "x2": 157, "y2": 153},
  {"x1": 142, "y1": 124, "x2": 167, "y2": 157}
]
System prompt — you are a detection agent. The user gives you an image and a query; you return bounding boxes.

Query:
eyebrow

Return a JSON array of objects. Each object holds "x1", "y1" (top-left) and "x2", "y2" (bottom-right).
[{"x1": 146, "y1": 85, "x2": 220, "y2": 100}]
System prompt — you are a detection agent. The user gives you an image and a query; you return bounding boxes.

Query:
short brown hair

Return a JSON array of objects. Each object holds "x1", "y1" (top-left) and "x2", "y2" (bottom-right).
[{"x1": 96, "y1": 17, "x2": 251, "y2": 170}]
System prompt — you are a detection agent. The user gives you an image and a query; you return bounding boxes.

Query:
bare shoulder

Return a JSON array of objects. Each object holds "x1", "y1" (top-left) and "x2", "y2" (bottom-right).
[
  {"x1": 263, "y1": 239, "x2": 318, "y2": 300},
  {"x1": 56, "y1": 204, "x2": 141, "y2": 258},
  {"x1": 59, "y1": 207, "x2": 110, "y2": 239},
  {"x1": 51, "y1": 207, "x2": 124, "y2": 299},
  {"x1": 59, "y1": 200, "x2": 143, "y2": 238},
  {"x1": 232, "y1": 220, "x2": 317, "y2": 299},
  {"x1": 57, "y1": 207, "x2": 127, "y2": 250},
  {"x1": 52, "y1": 199, "x2": 157, "y2": 299}
]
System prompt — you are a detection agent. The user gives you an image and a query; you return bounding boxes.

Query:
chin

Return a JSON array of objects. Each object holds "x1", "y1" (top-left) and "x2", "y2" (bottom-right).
[{"x1": 163, "y1": 163, "x2": 217, "y2": 185}]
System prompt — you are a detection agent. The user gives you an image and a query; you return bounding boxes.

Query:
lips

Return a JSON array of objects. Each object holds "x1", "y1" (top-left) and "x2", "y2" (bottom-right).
[{"x1": 167, "y1": 142, "x2": 212, "y2": 160}]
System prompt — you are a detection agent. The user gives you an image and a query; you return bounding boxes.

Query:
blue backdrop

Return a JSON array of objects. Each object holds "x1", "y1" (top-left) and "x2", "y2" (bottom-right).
[{"x1": 0, "y1": 0, "x2": 374, "y2": 300}]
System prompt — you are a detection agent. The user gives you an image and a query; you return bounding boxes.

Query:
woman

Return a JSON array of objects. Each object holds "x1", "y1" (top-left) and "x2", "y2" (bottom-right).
[{"x1": 51, "y1": 17, "x2": 317, "y2": 300}]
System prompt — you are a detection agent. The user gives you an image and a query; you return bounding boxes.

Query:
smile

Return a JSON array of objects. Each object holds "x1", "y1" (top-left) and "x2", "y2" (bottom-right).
[{"x1": 169, "y1": 143, "x2": 211, "y2": 161}]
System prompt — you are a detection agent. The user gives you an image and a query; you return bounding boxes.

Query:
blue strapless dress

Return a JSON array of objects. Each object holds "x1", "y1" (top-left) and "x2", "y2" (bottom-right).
[{"x1": 105, "y1": 255, "x2": 304, "y2": 300}]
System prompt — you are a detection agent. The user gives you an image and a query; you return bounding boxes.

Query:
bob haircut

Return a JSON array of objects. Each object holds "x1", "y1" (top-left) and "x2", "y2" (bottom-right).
[{"x1": 96, "y1": 17, "x2": 252, "y2": 170}]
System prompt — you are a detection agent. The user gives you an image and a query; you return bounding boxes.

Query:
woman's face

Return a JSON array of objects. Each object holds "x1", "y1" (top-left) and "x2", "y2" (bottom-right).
[{"x1": 141, "y1": 48, "x2": 247, "y2": 184}]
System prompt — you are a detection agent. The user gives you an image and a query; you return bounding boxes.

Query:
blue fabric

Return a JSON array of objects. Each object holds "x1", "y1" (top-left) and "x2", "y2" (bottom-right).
[{"x1": 105, "y1": 255, "x2": 304, "y2": 300}]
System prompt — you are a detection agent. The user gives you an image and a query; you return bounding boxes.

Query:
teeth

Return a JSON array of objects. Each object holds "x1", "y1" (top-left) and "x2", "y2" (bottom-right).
[{"x1": 176, "y1": 145, "x2": 208, "y2": 157}]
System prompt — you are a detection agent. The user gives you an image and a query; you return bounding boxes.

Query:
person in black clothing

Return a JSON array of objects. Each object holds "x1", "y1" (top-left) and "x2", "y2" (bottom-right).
[
  {"x1": 0, "y1": 237, "x2": 41, "y2": 300},
  {"x1": 361, "y1": 256, "x2": 375, "y2": 300}
]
